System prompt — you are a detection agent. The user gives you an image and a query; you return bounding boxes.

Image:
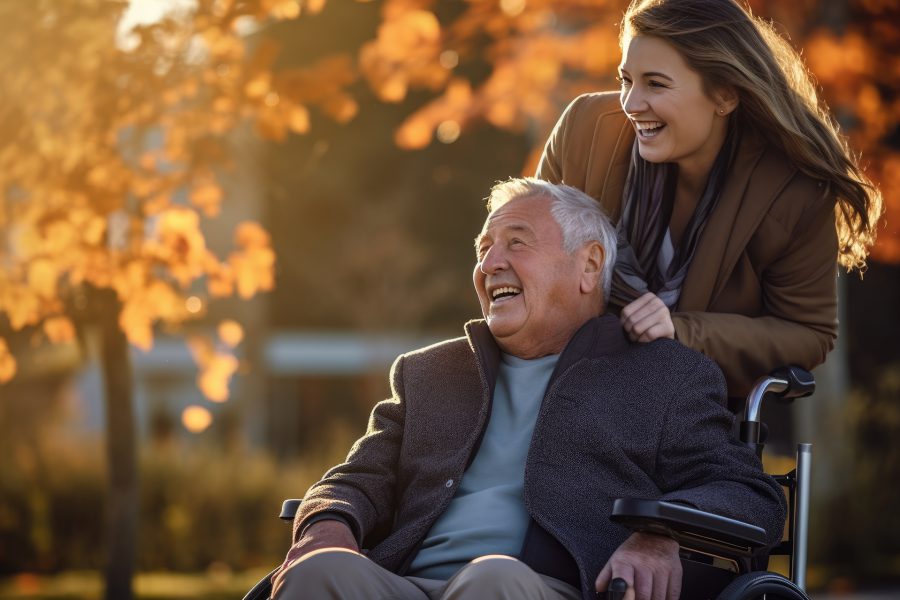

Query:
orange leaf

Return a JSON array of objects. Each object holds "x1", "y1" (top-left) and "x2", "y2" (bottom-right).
[
  {"x1": 394, "y1": 115, "x2": 434, "y2": 149},
  {"x1": 288, "y1": 104, "x2": 310, "y2": 133},
  {"x1": 28, "y1": 259, "x2": 58, "y2": 299},
  {"x1": 182, "y1": 405, "x2": 213, "y2": 433},
  {"x1": 231, "y1": 245, "x2": 275, "y2": 299},
  {"x1": 187, "y1": 335, "x2": 216, "y2": 367},
  {"x1": 44, "y1": 316, "x2": 76, "y2": 344},
  {"x1": 305, "y1": 0, "x2": 326, "y2": 14},
  {"x1": 189, "y1": 180, "x2": 223, "y2": 217},
  {"x1": 235, "y1": 221, "x2": 271, "y2": 248},
  {"x1": 207, "y1": 264, "x2": 235, "y2": 298},
  {"x1": 245, "y1": 73, "x2": 271, "y2": 99},
  {"x1": 0, "y1": 338, "x2": 17, "y2": 383},
  {"x1": 218, "y1": 319, "x2": 244, "y2": 348},
  {"x1": 323, "y1": 94, "x2": 358, "y2": 123},
  {"x1": 119, "y1": 300, "x2": 154, "y2": 351},
  {"x1": 3, "y1": 286, "x2": 42, "y2": 330},
  {"x1": 197, "y1": 352, "x2": 239, "y2": 402}
]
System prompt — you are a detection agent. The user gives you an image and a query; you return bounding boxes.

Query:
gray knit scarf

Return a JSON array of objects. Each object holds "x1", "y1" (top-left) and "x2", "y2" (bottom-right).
[{"x1": 610, "y1": 126, "x2": 739, "y2": 310}]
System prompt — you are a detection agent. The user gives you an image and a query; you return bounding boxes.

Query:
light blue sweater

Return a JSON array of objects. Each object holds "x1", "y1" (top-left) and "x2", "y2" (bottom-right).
[{"x1": 407, "y1": 352, "x2": 559, "y2": 579}]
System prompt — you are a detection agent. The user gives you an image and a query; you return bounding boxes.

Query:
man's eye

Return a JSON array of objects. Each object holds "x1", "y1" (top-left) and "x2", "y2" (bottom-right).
[
  {"x1": 510, "y1": 238, "x2": 523, "y2": 247},
  {"x1": 617, "y1": 75, "x2": 631, "y2": 87},
  {"x1": 648, "y1": 80, "x2": 667, "y2": 88}
]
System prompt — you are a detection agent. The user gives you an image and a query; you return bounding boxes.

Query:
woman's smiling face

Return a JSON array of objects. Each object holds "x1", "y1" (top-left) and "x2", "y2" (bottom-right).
[{"x1": 618, "y1": 35, "x2": 731, "y2": 179}]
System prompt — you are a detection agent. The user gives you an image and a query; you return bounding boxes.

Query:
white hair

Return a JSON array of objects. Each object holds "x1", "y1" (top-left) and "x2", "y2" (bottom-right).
[{"x1": 486, "y1": 177, "x2": 617, "y2": 303}]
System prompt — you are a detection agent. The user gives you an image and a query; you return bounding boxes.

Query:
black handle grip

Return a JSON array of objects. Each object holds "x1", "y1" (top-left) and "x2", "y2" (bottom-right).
[
  {"x1": 770, "y1": 366, "x2": 815, "y2": 401},
  {"x1": 606, "y1": 577, "x2": 628, "y2": 600}
]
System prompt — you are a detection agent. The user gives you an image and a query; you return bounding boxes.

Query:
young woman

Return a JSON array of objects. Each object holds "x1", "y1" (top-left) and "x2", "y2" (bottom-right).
[{"x1": 537, "y1": 0, "x2": 882, "y2": 397}]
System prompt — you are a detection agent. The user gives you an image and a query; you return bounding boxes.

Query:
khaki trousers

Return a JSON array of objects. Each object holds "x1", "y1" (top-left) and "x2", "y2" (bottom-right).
[{"x1": 271, "y1": 548, "x2": 583, "y2": 600}]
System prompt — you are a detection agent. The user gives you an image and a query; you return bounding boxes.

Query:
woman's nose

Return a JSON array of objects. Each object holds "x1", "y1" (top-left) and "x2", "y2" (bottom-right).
[{"x1": 621, "y1": 86, "x2": 646, "y2": 116}]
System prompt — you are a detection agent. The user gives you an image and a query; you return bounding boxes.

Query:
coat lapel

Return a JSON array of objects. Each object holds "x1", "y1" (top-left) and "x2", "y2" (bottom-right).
[
  {"x1": 588, "y1": 108, "x2": 633, "y2": 222},
  {"x1": 678, "y1": 135, "x2": 792, "y2": 311}
]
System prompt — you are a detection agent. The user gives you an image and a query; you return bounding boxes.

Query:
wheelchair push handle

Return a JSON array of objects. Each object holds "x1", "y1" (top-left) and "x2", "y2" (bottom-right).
[
  {"x1": 744, "y1": 366, "x2": 815, "y2": 424},
  {"x1": 742, "y1": 366, "x2": 815, "y2": 453},
  {"x1": 769, "y1": 366, "x2": 816, "y2": 401}
]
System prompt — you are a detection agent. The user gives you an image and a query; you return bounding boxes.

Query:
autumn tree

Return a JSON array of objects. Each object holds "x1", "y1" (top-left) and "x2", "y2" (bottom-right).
[{"x1": 0, "y1": 1, "x2": 353, "y2": 598}]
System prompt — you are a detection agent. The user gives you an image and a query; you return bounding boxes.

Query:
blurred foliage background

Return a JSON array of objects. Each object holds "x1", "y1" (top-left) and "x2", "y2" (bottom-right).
[{"x1": 0, "y1": 0, "x2": 898, "y2": 598}]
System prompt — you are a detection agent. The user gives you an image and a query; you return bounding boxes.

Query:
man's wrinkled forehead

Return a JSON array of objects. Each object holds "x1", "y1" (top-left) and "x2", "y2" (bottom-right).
[
  {"x1": 474, "y1": 220, "x2": 532, "y2": 250},
  {"x1": 475, "y1": 198, "x2": 540, "y2": 247}
]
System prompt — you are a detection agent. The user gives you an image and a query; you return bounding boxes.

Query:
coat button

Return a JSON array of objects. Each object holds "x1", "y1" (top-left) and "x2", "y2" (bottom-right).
[{"x1": 445, "y1": 479, "x2": 454, "y2": 488}]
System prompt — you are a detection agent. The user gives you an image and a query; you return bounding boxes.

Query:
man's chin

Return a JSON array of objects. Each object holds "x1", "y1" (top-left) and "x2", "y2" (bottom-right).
[{"x1": 485, "y1": 317, "x2": 520, "y2": 342}]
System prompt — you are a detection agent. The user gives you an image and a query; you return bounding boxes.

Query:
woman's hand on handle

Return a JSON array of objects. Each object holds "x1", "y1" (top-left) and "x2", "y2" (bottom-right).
[{"x1": 620, "y1": 293, "x2": 675, "y2": 343}]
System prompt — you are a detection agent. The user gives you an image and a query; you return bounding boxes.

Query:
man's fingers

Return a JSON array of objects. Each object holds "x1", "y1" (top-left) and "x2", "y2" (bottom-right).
[
  {"x1": 595, "y1": 563, "x2": 612, "y2": 592},
  {"x1": 667, "y1": 561, "x2": 682, "y2": 600},
  {"x1": 632, "y1": 569, "x2": 652, "y2": 600},
  {"x1": 615, "y1": 563, "x2": 636, "y2": 599}
]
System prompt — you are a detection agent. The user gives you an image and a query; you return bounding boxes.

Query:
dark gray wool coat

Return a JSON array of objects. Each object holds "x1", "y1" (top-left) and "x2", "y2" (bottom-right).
[{"x1": 294, "y1": 314, "x2": 787, "y2": 600}]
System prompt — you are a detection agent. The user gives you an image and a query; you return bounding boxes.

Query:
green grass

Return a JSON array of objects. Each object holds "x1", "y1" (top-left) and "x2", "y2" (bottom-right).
[{"x1": 0, "y1": 569, "x2": 272, "y2": 600}]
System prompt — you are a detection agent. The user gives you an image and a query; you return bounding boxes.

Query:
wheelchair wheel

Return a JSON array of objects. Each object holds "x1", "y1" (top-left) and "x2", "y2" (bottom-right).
[
  {"x1": 715, "y1": 572, "x2": 809, "y2": 600},
  {"x1": 242, "y1": 568, "x2": 277, "y2": 600}
]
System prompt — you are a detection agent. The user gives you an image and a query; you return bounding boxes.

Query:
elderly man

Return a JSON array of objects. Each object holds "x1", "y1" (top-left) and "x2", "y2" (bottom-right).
[{"x1": 271, "y1": 178, "x2": 785, "y2": 600}]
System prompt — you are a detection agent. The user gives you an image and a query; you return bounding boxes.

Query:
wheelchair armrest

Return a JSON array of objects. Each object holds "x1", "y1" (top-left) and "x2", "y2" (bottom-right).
[
  {"x1": 280, "y1": 498, "x2": 302, "y2": 521},
  {"x1": 610, "y1": 499, "x2": 768, "y2": 560}
]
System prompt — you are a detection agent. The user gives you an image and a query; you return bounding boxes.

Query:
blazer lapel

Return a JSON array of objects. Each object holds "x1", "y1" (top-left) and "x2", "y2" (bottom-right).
[
  {"x1": 678, "y1": 135, "x2": 791, "y2": 311},
  {"x1": 588, "y1": 109, "x2": 634, "y2": 222}
]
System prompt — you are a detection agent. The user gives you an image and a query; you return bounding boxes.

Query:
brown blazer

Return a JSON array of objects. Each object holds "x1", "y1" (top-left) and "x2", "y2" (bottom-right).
[{"x1": 536, "y1": 92, "x2": 838, "y2": 397}]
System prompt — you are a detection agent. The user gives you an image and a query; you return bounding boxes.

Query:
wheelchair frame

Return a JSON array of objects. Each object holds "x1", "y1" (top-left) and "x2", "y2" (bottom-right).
[{"x1": 610, "y1": 366, "x2": 816, "y2": 599}]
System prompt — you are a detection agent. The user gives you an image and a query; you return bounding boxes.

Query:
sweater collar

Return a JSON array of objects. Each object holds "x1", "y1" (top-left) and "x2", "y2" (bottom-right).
[{"x1": 464, "y1": 313, "x2": 630, "y2": 388}]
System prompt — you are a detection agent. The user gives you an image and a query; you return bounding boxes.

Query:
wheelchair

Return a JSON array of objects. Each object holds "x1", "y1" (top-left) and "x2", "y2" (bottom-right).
[{"x1": 244, "y1": 366, "x2": 816, "y2": 600}]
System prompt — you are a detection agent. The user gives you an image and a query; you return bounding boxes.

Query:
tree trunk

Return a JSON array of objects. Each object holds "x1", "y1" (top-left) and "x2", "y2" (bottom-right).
[{"x1": 96, "y1": 289, "x2": 137, "y2": 600}]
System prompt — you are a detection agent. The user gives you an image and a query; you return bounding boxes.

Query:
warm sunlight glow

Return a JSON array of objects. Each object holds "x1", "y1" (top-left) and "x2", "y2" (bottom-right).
[
  {"x1": 217, "y1": 319, "x2": 244, "y2": 348},
  {"x1": 439, "y1": 50, "x2": 459, "y2": 69},
  {"x1": 182, "y1": 405, "x2": 213, "y2": 433},
  {"x1": 436, "y1": 120, "x2": 461, "y2": 144},
  {"x1": 117, "y1": 0, "x2": 197, "y2": 50},
  {"x1": 185, "y1": 296, "x2": 203, "y2": 314},
  {"x1": 500, "y1": 0, "x2": 527, "y2": 17}
]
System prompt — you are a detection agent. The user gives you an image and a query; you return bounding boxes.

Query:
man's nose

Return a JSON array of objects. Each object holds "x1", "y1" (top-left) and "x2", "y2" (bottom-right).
[{"x1": 479, "y1": 245, "x2": 507, "y2": 275}]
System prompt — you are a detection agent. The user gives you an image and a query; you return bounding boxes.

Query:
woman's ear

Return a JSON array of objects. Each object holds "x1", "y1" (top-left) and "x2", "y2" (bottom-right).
[
  {"x1": 713, "y1": 85, "x2": 739, "y2": 115},
  {"x1": 580, "y1": 242, "x2": 605, "y2": 294}
]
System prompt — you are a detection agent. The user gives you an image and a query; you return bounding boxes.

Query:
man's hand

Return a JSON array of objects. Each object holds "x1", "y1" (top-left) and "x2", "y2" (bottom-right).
[
  {"x1": 271, "y1": 519, "x2": 359, "y2": 586},
  {"x1": 620, "y1": 293, "x2": 675, "y2": 343},
  {"x1": 595, "y1": 532, "x2": 682, "y2": 600}
]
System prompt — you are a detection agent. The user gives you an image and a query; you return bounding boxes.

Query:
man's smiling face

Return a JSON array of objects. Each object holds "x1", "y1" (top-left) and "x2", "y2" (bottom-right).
[{"x1": 473, "y1": 194, "x2": 590, "y2": 358}]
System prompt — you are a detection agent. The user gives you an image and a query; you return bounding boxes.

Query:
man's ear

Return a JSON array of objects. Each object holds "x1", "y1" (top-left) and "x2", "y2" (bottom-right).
[
  {"x1": 712, "y1": 85, "x2": 739, "y2": 115},
  {"x1": 580, "y1": 242, "x2": 605, "y2": 294}
]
